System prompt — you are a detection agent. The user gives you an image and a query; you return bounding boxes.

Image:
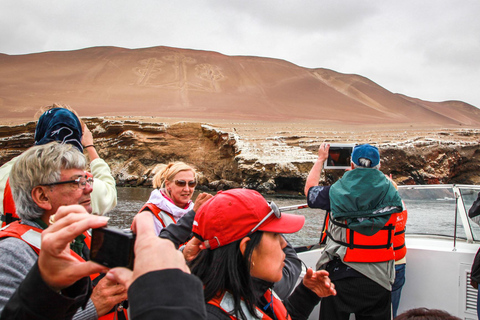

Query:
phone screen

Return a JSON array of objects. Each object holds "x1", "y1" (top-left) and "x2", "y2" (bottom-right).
[
  {"x1": 323, "y1": 144, "x2": 355, "y2": 169},
  {"x1": 91, "y1": 227, "x2": 135, "y2": 269}
]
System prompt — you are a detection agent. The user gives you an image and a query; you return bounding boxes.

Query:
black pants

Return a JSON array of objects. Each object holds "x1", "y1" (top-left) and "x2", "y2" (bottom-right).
[{"x1": 319, "y1": 275, "x2": 391, "y2": 320}]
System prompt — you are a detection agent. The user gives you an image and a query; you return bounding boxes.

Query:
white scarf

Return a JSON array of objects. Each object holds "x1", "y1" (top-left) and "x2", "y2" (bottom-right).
[{"x1": 146, "y1": 189, "x2": 194, "y2": 219}]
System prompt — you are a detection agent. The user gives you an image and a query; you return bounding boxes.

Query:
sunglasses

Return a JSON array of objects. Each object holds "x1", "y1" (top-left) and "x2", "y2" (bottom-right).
[
  {"x1": 249, "y1": 201, "x2": 281, "y2": 234},
  {"x1": 41, "y1": 175, "x2": 94, "y2": 190},
  {"x1": 174, "y1": 179, "x2": 197, "y2": 188}
]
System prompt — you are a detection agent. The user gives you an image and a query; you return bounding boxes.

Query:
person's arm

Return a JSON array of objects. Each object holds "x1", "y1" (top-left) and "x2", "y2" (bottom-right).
[
  {"x1": 106, "y1": 212, "x2": 207, "y2": 319},
  {"x1": 1, "y1": 262, "x2": 91, "y2": 320},
  {"x1": 81, "y1": 124, "x2": 99, "y2": 162},
  {"x1": 128, "y1": 269, "x2": 207, "y2": 320},
  {"x1": 159, "y1": 193, "x2": 213, "y2": 248},
  {"x1": 159, "y1": 209, "x2": 196, "y2": 248},
  {"x1": 273, "y1": 238, "x2": 302, "y2": 300},
  {"x1": 0, "y1": 238, "x2": 38, "y2": 314},
  {"x1": 285, "y1": 269, "x2": 336, "y2": 320},
  {"x1": 1, "y1": 207, "x2": 110, "y2": 320},
  {"x1": 82, "y1": 124, "x2": 117, "y2": 215},
  {"x1": 304, "y1": 143, "x2": 329, "y2": 196}
]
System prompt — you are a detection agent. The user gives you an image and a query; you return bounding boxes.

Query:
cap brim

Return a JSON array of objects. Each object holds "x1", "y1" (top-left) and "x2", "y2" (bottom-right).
[{"x1": 258, "y1": 212, "x2": 305, "y2": 234}]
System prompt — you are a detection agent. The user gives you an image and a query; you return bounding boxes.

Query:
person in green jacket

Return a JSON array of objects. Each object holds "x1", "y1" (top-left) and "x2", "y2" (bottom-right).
[{"x1": 305, "y1": 143, "x2": 403, "y2": 320}]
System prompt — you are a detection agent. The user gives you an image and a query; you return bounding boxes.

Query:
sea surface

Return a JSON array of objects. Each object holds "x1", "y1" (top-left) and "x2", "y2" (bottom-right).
[{"x1": 106, "y1": 186, "x2": 480, "y2": 247}]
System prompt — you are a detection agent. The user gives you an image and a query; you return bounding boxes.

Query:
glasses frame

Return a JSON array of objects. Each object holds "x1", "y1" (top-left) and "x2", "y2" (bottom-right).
[
  {"x1": 41, "y1": 175, "x2": 94, "y2": 190},
  {"x1": 174, "y1": 179, "x2": 197, "y2": 188},
  {"x1": 249, "y1": 201, "x2": 281, "y2": 234}
]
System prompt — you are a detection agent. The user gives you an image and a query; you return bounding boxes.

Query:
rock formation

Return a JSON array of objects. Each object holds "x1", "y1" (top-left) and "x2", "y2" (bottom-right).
[{"x1": 1, "y1": 118, "x2": 479, "y2": 193}]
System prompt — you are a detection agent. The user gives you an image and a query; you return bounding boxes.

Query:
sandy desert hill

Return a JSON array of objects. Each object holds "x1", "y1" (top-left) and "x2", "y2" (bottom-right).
[{"x1": 1, "y1": 45, "x2": 479, "y2": 128}]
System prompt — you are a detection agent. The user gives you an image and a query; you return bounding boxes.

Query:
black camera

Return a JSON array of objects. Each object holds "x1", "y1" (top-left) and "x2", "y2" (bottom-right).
[{"x1": 90, "y1": 226, "x2": 136, "y2": 270}]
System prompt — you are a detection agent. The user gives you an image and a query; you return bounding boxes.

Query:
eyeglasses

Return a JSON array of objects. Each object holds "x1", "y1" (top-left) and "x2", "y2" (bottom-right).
[
  {"x1": 174, "y1": 179, "x2": 197, "y2": 188},
  {"x1": 249, "y1": 201, "x2": 281, "y2": 234},
  {"x1": 41, "y1": 175, "x2": 94, "y2": 190}
]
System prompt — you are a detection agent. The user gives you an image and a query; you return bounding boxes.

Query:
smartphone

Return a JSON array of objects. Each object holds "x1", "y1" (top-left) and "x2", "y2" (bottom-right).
[
  {"x1": 90, "y1": 226, "x2": 136, "y2": 270},
  {"x1": 323, "y1": 143, "x2": 356, "y2": 170}
]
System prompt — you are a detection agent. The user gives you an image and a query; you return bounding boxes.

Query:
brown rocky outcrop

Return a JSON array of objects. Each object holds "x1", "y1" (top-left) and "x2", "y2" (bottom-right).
[
  {"x1": 1, "y1": 118, "x2": 479, "y2": 193},
  {"x1": 1, "y1": 46, "x2": 480, "y2": 191}
]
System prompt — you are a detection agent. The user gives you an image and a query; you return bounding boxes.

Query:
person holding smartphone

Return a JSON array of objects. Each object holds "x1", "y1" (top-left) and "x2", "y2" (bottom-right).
[{"x1": 1, "y1": 208, "x2": 206, "y2": 320}]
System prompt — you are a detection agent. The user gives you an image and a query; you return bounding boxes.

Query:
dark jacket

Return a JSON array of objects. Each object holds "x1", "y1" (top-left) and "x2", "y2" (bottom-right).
[
  {"x1": 1, "y1": 262, "x2": 91, "y2": 320},
  {"x1": 1, "y1": 263, "x2": 207, "y2": 320}
]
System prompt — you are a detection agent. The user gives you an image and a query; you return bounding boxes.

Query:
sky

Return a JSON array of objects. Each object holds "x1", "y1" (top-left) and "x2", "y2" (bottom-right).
[{"x1": 1, "y1": 0, "x2": 479, "y2": 108}]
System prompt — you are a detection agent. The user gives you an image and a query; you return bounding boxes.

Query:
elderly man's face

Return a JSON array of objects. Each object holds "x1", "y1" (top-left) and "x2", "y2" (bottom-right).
[{"x1": 46, "y1": 168, "x2": 93, "y2": 214}]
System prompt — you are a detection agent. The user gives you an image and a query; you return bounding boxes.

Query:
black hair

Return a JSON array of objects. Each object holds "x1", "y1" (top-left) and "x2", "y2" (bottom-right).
[{"x1": 189, "y1": 231, "x2": 264, "y2": 319}]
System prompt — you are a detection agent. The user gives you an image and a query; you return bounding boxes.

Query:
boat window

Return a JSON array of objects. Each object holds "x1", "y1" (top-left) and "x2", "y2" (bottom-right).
[
  {"x1": 459, "y1": 187, "x2": 480, "y2": 241},
  {"x1": 398, "y1": 186, "x2": 466, "y2": 239}
]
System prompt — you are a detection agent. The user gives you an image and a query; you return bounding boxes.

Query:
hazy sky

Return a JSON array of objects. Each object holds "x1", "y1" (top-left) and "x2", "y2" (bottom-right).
[{"x1": 1, "y1": 0, "x2": 479, "y2": 108}]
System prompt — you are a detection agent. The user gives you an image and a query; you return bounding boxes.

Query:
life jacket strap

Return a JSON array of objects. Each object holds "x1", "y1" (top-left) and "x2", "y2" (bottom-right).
[
  {"x1": 325, "y1": 220, "x2": 394, "y2": 250},
  {"x1": 1, "y1": 213, "x2": 20, "y2": 225}
]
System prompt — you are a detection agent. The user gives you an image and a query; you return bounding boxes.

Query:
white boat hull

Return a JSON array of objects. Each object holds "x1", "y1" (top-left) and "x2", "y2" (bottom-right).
[{"x1": 297, "y1": 235, "x2": 480, "y2": 319}]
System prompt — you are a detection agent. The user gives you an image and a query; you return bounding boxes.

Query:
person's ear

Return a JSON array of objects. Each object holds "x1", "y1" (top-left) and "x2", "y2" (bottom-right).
[
  {"x1": 239, "y1": 237, "x2": 251, "y2": 257},
  {"x1": 31, "y1": 186, "x2": 53, "y2": 210},
  {"x1": 351, "y1": 163, "x2": 355, "y2": 169}
]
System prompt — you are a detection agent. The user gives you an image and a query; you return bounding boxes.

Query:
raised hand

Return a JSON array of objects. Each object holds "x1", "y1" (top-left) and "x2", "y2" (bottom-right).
[{"x1": 302, "y1": 268, "x2": 336, "y2": 298}]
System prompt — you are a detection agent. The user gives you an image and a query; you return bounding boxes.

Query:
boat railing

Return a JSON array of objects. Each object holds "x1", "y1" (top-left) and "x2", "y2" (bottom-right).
[{"x1": 398, "y1": 184, "x2": 480, "y2": 245}]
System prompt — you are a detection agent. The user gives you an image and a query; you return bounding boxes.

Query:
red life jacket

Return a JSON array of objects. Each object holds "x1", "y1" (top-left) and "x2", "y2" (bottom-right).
[
  {"x1": 321, "y1": 211, "x2": 397, "y2": 263},
  {"x1": 1, "y1": 178, "x2": 19, "y2": 227},
  {"x1": 138, "y1": 203, "x2": 177, "y2": 228},
  {"x1": 208, "y1": 290, "x2": 291, "y2": 320},
  {"x1": 0, "y1": 221, "x2": 128, "y2": 320},
  {"x1": 393, "y1": 204, "x2": 408, "y2": 261}
]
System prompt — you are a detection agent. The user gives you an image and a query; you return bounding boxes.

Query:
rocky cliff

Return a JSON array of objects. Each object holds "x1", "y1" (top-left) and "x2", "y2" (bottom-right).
[{"x1": 1, "y1": 117, "x2": 479, "y2": 193}]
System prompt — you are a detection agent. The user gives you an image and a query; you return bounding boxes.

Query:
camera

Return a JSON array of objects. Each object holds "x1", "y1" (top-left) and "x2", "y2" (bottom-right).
[
  {"x1": 90, "y1": 226, "x2": 136, "y2": 270},
  {"x1": 323, "y1": 143, "x2": 356, "y2": 170}
]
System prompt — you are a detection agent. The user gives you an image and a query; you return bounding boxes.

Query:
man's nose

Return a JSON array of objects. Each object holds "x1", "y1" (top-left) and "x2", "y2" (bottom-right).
[{"x1": 84, "y1": 180, "x2": 93, "y2": 193}]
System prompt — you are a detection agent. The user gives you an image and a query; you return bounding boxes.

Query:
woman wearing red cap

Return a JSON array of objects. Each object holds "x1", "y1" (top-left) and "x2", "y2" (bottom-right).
[{"x1": 189, "y1": 188, "x2": 336, "y2": 320}]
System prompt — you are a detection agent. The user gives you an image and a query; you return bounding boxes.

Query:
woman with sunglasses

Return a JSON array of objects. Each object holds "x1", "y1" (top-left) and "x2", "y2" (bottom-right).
[
  {"x1": 138, "y1": 162, "x2": 198, "y2": 235},
  {"x1": 188, "y1": 188, "x2": 337, "y2": 320}
]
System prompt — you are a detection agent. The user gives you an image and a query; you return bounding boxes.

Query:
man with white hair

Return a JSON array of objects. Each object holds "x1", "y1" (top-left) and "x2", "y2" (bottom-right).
[
  {"x1": 305, "y1": 143, "x2": 403, "y2": 320},
  {"x1": 0, "y1": 142, "x2": 126, "y2": 319}
]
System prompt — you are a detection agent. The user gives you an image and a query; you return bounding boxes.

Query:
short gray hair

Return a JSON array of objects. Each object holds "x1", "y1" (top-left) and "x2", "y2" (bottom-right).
[
  {"x1": 352, "y1": 158, "x2": 380, "y2": 170},
  {"x1": 10, "y1": 142, "x2": 87, "y2": 220}
]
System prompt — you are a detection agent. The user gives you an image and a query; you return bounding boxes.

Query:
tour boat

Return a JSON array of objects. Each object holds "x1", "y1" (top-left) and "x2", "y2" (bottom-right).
[{"x1": 295, "y1": 184, "x2": 480, "y2": 319}]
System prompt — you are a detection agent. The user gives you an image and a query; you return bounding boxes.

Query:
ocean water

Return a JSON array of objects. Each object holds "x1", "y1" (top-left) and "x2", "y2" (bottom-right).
[{"x1": 106, "y1": 186, "x2": 480, "y2": 247}]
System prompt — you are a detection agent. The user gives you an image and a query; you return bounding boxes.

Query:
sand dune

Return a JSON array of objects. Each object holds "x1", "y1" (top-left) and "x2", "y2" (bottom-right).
[{"x1": 0, "y1": 46, "x2": 479, "y2": 127}]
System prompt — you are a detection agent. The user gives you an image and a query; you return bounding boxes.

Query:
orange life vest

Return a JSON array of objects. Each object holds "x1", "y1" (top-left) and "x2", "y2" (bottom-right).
[
  {"x1": 321, "y1": 211, "x2": 397, "y2": 263},
  {"x1": 138, "y1": 203, "x2": 177, "y2": 228},
  {"x1": 1, "y1": 178, "x2": 19, "y2": 227},
  {"x1": 208, "y1": 290, "x2": 291, "y2": 320},
  {"x1": 393, "y1": 205, "x2": 408, "y2": 261},
  {"x1": 0, "y1": 221, "x2": 128, "y2": 320}
]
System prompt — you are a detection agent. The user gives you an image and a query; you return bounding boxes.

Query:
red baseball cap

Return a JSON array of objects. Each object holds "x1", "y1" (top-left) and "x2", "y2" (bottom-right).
[{"x1": 192, "y1": 188, "x2": 305, "y2": 250}]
